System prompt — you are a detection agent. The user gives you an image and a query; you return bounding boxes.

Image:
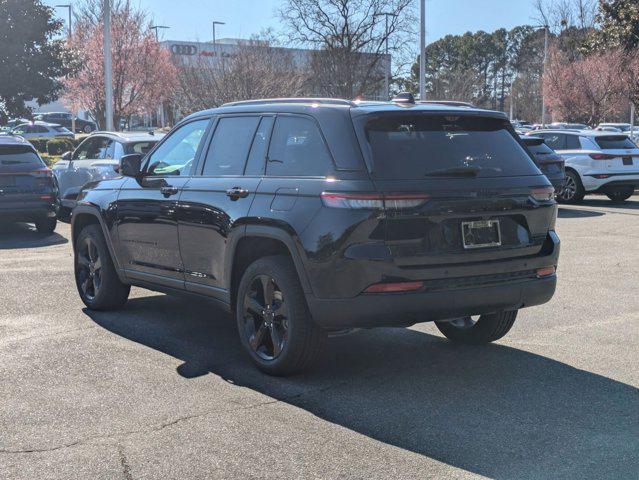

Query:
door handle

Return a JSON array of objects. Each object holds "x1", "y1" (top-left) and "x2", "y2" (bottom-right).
[
  {"x1": 160, "y1": 186, "x2": 179, "y2": 197},
  {"x1": 226, "y1": 187, "x2": 250, "y2": 200}
]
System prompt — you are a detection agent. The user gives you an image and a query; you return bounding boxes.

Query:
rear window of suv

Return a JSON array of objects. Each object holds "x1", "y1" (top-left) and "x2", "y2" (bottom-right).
[
  {"x1": 363, "y1": 114, "x2": 539, "y2": 179},
  {"x1": 594, "y1": 135, "x2": 636, "y2": 150}
]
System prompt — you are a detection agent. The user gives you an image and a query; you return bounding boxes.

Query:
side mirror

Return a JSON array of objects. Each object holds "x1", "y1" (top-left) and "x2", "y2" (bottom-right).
[
  {"x1": 61, "y1": 151, "x2": 72, "y2": 161},
  {"x1": 119, "y1": 153, "x2": 144, "y2": 177}
]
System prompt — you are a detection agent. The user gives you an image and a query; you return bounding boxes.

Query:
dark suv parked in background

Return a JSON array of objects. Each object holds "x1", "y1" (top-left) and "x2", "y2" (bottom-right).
[
  {"x1": 71, "y1": 98, "x2": 560, "y2": 375},
  {"x1": 0, "y1": 136, "x2": 59, "y2": 232},
  {"x1": 34, "y1": 112, "x2": 97, "y2": 134}
]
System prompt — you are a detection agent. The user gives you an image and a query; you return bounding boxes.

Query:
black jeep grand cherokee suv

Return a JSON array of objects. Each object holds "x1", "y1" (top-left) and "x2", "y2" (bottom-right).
[{"x1": 71, "y1": 98, "x2": 559, "y2": 375}]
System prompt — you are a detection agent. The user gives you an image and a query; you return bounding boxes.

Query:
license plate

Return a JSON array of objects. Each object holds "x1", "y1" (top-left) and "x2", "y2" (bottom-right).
[
  {"x1": 623, "y1": 156, "x2": 633, "y2": 166},
  {"x1": 461, "y1": 220, "x2": 501, "y2": 249}
]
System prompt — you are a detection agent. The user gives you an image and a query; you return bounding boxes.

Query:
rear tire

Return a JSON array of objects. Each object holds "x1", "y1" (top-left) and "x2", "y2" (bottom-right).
[
  {"x1": 557, "y1": 170, "x2": 585, "y2": 204},
  {"x1": 605, "y1": 187, "x2": 634, "y2": 203},
  {"x1": 435, "y1": 310, "x2": 518, "y2": 345},
  {"x1": 83, "y1": 124, "x2": 92, "y2": 134},
  {"x1": 35, "y1": 217, "x2": 57, "y2": 233},
  {"x1": 75, "y1": 224, "x2": 130, "y2": 310},
  {"x1": 235, "y1": 255, "x2": 326, "y2": 376}
]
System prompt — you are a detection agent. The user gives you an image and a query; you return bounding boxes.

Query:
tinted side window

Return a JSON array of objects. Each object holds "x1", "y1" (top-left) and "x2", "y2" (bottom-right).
[
  {"x1": 539, "y1": 133, "x2": 566, "y2": 150},
  {"x1": 34, "y1": 125, "x2": 49, "y2": 133},
  {"x1": 565, "y1": 135, "x2": 581, "y2": 150},
  {"x1": 266, "y1": 116, "x2": 333, "y2": 177},
  {"x1": 146, "y1": 119, "x2": 209, "y2": 176},
  {"x1": 201, "y1": 116, "x2": 260, "y2": 176}
]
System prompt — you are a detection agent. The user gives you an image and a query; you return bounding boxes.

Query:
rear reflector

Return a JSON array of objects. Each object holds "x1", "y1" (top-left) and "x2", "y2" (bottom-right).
[
  {"x1": 589, "y1": 153, "x2": 616, "y2": 160},
  {"x1": 364, "y1": 281, "x2": 423, "y2": 293},
  {"x1": 536, "y1": 266, "x2": 556, "y2": 278},
  {"x1": 40, "y1": 195, "x2": 53, "y2": 201},
  {"x1": 531, "y1": 186, "x2": 555, "y2": 201},
  {"x1": 321, "y1": 192, "x2": 429, "y2": 210}
]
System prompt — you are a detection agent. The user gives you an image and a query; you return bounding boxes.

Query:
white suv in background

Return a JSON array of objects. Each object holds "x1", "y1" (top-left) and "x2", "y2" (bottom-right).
[{"x1": 527, "y1": 130, "x2": 639, "y2": 203}]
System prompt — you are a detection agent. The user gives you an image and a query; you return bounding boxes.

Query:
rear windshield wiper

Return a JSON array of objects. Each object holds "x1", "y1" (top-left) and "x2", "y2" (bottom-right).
[{"x1": 424, "y1": 166, "x2": 482, "y2": 177}]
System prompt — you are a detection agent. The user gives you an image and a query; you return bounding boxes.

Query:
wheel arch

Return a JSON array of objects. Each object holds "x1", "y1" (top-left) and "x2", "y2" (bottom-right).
[
  {"x1": 226, "y1": 225, "x2": 313, "y2": 311},
  {"x1": 72, "y1": 205, "x2": 126, "y2": 282}
]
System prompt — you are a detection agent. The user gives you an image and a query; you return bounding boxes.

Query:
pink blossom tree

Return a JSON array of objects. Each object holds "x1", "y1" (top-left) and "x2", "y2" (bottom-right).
[
  {"x1": 543, "y1": 47, "x2": 628, "y2": 124},
  {"x1": 62, "y1": 3, "x2": 176, "y2": 129}
]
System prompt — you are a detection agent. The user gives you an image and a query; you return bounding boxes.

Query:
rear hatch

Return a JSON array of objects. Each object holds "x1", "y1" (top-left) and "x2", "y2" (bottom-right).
[
  {"x1": 590, "y1": 135, "x2": 639, "y2": 170},
  {"x1": 353, "y1": 111, "x2": 556, "y2": 267},
  {"x1": 522, "y1": 137, "x2": 564, "y2": 178},
  {"x1": 0, "y1": 145, "x2": 55, "y2": 209}
]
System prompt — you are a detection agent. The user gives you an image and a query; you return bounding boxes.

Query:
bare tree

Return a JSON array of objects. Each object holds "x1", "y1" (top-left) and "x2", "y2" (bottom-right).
[
  {"x1": 533, "y1": 0, "x2": 597, "y2": 32},
  {"x1": 279, "y1": 0, "x2": 415, "y2": 99},
  {"x1": 172, "y1": 37, "x2": 307, "y2": 114}
]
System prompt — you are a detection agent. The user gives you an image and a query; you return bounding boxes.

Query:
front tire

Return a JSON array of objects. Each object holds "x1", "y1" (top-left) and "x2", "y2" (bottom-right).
[
  {"x1": 83, "y1": 124, "x2": 93, "y2": 134},
  {"x1": 605, "y1": 187, "x2": 634, "y2": 203},
  {"x1": 35, "y1": 217, "x2": 57, "y2": 233},
  {"x1": 235, "y1": 255, "x2": 326, "y2": 376},
  {"x1": 75, "y1": 224, "x2": 130, "y2": 310},
  {"x1": 557, "y1": 170, "x2": 585, "y2": 204},
  {"x1": 435, "y1": 311, "x2": 518, "y2": 345}
]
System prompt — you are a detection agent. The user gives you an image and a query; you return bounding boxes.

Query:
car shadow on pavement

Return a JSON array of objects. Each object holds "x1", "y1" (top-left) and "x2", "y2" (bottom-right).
[
  {"x1": 557, "y1": 207, "x2": 605, "y2": 218},
  {"x1": 86, "y1": 295, "x2": 639, "y2": 480},
  {"x1": 0, "y1": 222, "x2": 68, "y2": 249},
  {"x1": 578, "y1": 197, "x2": 639, "y2": 210}
]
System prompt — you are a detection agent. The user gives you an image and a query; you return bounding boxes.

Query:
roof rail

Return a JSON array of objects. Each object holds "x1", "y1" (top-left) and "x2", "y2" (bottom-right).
[{"x1": 221, "y1": 98, "x2": 357, "y2": 107}]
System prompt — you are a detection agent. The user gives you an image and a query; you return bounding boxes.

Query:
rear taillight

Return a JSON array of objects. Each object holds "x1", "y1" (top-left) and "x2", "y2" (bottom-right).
[
  {"x1": 589, "y1": 153, "x2": 616, "y2": 160},
  {"x1": 364, "y1": 281, "x2": 423, "y2": 293},
  {"x1": 30, "y1": 168, "x2": 53, "y2": 177},
  {"x1": 321, "y1": 192, "x2": 429, "y2": 210},
  {"x1": 536, "y1": 266, "x2": 556, "y2": 278},
  {"x1": 531, "y1": 186, "x2": 555, "y2": 201}
]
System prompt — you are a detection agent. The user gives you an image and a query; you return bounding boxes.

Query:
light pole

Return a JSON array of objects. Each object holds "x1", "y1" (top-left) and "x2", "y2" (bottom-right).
[
  {"x1": 104, "y1": 0, "x2": 114, "y2": 131},
  {"x1": 55, "y1": 4, "x2": 75, "y2": 133},
  {"x1": 54, "y1": 4, "x2": 72, "y2": 38},
  {"x1": 381, "y1": 12, "x2": 397, "y2": 100},
  {"x1": 419, "y1": 0, "x2": 425, "y2": 100},
  {"x1": 541, "y1": 25, "x2": 549, "y2": 126},
  {"x1": 150, "y1": 25, "x2": 170, "y2": 42},
  {"x1": 212, "y1": 21, "x2": 225, "y2": 49},
  {"x1": 150, "y1": 26, "x2": 169, "y2": 128}
]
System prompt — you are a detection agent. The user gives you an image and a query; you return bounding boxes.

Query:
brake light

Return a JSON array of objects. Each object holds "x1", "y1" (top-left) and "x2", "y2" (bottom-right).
[
  {"x1": 531, "y1": 186, "x2": 554, "y2": 201},
  {"x1": 321, "y1": 192, "x2": 429, "y2": 209},
  {"x1": 536, "y1": 266, "x2": 556, "y2": 278},
  {"x1": 589, "y1": 153, "x2": 616, "y2": 160},
  {"x1": 364, "y1": 281, "x2": 423, "y2": 293},
  {"x1": 30, "y1": 168, "x2": 53, "y2": 177}
]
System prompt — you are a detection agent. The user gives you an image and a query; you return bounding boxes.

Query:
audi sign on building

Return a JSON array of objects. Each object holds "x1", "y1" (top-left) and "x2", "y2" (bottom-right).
[{"x1": 170, "y1": 44, "x2": 198, "y2": 56}]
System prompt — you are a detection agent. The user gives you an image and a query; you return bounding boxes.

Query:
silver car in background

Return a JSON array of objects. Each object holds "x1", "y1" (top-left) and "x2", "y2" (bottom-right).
[{"x1": 53, "y1": 131, "x2": 162, "y2": 221}]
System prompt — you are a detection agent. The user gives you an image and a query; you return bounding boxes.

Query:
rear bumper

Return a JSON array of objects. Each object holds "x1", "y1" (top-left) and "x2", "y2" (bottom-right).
[
  {"x1": 307, "y1": 274, "x2": 556, "y2": 328},
  {"x1": 0, "y1": 206, "x2": 56, "y2": 222},
  {"x1": 582, "y1": 172, "x2": 639, "y2": 191},
  {"x1": 305, "y1": 230, "x2": 560, "y2": 329}
]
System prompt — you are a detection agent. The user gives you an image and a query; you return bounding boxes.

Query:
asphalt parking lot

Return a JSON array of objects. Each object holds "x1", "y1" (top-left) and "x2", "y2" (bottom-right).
[{"x1": 1, "y1": 198, "x2": 638, "y2": 480}]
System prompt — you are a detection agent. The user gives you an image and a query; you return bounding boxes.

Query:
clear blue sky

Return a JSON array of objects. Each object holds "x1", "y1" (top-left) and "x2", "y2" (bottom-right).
[{"x1": 45, "y1": 0, "x2": 540, "y2": 45}]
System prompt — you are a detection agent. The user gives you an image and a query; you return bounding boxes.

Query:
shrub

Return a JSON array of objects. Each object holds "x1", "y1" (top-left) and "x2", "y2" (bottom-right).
[
  {"x1": 46, "y1": 138, "x2": 75, "y2": 155},
  {"x1": 27, "y1": 138, "x2": 49, "y2": 153}
]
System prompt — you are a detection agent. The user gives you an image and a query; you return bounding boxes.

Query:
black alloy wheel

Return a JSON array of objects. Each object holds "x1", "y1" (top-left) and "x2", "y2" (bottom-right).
[
  {"x1": 241, "y1": 275, "x2": 289, "y2": 360},
  {"x1": 76, "y1": 236, "x2": 102, "y2": 301}
]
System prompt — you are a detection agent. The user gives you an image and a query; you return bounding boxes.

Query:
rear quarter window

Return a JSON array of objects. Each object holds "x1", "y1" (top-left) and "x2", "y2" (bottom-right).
[
  {"x1": 266, "y1": 116, "x2": 334, "y2": 177},
  {"x1": 363, "y1": 114, "x2": 539, "y2": 179}
]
